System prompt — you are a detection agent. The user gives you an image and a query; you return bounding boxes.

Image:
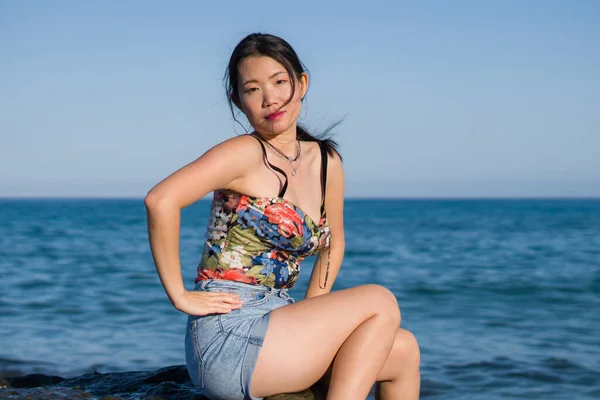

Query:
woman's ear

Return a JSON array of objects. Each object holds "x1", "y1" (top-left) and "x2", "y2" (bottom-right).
[{"x1": 300, "y1": 72, "x2": 309, "y2": 100}]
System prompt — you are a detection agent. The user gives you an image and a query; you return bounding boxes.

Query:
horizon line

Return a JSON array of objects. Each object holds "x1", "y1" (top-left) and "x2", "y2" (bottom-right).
[{"x1": 1, "y1": 195, "x2": 599, "y2": 201}]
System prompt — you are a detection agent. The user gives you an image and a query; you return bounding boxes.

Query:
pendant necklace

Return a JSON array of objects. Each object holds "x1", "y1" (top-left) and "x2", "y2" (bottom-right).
[{"x1": 263, "y1": 139, "x2": 302, "y2": 176}]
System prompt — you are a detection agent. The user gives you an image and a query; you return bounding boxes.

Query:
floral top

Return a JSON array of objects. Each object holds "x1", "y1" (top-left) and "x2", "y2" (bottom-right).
[
  {"x1": 195, "y1": 191, "x2": 330, "y2": 288},
  {"x1": 195, "y1": 135, "x2": 332, "y2": 289}
]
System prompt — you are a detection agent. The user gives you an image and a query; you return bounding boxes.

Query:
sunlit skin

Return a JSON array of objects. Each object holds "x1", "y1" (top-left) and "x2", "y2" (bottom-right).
[{"x1": 145, "y1": 53, "x2": 420, "y2": 400}]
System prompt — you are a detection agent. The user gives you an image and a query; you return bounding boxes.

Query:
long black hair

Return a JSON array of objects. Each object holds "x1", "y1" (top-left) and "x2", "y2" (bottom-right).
[{"x1": 225, "y1": 33, "x2": 342, "y2": 158}]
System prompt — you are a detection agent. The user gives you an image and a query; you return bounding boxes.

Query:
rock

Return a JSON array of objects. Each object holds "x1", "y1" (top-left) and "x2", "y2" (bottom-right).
[
  {"x1": 0, "y1": 365, "x2": 328, "y2": 400},
  {"x1": 4, "y1": 373, "x2": 64, "y2": 388}
]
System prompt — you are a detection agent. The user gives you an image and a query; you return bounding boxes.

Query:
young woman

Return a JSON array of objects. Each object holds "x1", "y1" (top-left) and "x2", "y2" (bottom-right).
[{"x1": 145, "y1": 33, "x2": 420, "y2": 400}]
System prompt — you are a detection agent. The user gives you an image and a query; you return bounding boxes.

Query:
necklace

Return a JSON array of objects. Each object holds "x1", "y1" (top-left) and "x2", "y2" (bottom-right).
[
  {"x1": 264, "y1": 139, "x2": 301, "y2": 162},
  {"x1": 259, "y1": 136, "x2": 302, "y2": 176}
]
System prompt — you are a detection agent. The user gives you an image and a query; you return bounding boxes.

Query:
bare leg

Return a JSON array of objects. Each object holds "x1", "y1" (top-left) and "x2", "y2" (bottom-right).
[
  {"x1": 250, "y1": 284, "x2": 401, "y2": 400},
  {"x1": 375, "y1": 328, "x2": 420, "y2": 400},
  {"x1": 318, "y1": 328, "x2": 421, "y2": 400}
]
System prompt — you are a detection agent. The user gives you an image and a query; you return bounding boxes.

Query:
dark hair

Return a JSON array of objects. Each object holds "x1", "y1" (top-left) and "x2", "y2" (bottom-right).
[{"x1": 224, "y1": 33, "x2": 342, "y2": 159}]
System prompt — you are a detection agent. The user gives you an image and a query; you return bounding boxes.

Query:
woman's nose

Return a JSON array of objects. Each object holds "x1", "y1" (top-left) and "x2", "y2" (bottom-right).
[{"x1": 262, "y1": 89, "x2": 277, "y2": 108}]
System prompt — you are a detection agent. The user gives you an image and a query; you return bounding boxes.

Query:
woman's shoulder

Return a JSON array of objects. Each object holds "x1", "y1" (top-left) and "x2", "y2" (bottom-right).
[
  {"x1": 303, "y1": 140, "x2": 343, "y2": 164},
  {"x1": 323, "y1": 143, "x2": 342, "y2": 168},
  {"x1": 324, "y1": 144, "x2": 343, "y2": 181},
  {"x1": 211, "y1": 133, "x2": 261, "y2": 150},
  {"x1": 204, "y1": 134, "x2": 263, "y2": 162}
]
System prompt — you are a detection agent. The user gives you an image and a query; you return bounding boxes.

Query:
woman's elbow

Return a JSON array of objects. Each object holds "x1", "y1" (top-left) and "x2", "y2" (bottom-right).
[
  {"x1": 144, "y1": 187, "x2": 173, "y2": 211},
  {"x1": 144, "y1": 189, "x2": 160, "y2": 210}
]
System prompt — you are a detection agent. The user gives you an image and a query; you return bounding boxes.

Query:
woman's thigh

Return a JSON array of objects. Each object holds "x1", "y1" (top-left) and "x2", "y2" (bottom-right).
[{"x1": 250, "y1": 284, "x2": 401, "y2": 397}]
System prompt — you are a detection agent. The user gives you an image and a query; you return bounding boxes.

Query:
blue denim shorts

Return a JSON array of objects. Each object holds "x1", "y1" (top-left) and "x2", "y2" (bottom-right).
[{"x1": 185, "y1": 279, "x2": 294, "y2": 400}]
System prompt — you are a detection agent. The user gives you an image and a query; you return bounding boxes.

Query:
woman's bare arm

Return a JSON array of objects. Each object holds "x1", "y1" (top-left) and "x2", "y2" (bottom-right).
[
  {"x1": 305, "y1": 152, "x2": 345, "y2": 298},
  {"x1": 145, "y1": 135, "x2": 261, "y2": 311}
]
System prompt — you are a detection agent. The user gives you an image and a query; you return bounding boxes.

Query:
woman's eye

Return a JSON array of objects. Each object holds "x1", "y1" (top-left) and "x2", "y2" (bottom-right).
[
  {"x1": 246, "y1": 87, "x2": 258, "y2": 94},
  {"x1": 276, "y1": 79, "x2": 287, "y2": 85}
]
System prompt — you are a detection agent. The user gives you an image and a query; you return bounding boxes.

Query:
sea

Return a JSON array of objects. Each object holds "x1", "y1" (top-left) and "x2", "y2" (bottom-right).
[{"x1": 0, "y1": 198, "x2": 599, "y2": 399}]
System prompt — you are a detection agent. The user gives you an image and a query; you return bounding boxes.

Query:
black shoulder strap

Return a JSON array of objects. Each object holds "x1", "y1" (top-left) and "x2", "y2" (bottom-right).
[
  {"x1": 318, "y1": 141, "x2": 328, "y2": 214},
  {"x1": 249, "y1": 134, "x2": 288, "y2": 198}
]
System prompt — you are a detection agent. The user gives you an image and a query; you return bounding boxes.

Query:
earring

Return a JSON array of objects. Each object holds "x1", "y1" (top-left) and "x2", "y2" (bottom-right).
[{"x1": 299, "y1": 100, "x2": 308, "y2": 121}]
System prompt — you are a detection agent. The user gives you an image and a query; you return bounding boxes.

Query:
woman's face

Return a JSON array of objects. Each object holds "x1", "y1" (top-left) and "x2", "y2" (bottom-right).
[{"x1": 235, "y1": 56, "x2": 307, "y2": 137}]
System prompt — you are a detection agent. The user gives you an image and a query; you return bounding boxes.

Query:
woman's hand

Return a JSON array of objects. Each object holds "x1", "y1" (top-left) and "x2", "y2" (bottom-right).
[{"x1": 176, "y1": 290, "x2": 244, "y2": 316}]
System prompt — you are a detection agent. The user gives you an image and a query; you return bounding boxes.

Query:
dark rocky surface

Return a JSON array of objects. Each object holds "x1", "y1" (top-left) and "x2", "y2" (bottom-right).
[{"x1": 0, "y1": 365, "x2": 328, "y2": 400}]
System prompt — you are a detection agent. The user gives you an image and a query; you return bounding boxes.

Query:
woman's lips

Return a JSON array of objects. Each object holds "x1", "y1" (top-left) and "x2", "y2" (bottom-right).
[{"x1": 267, "y1": 111, "x2": 285, "y2": 121}]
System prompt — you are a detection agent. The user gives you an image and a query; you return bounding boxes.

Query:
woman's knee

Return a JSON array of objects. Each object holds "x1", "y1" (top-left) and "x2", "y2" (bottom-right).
[
  {"x1": 394, "y1": 329, "x2": 420, "y2": 369},
  {"x1": 359, "y1": 284, "x2": 401, "y2": 326}
]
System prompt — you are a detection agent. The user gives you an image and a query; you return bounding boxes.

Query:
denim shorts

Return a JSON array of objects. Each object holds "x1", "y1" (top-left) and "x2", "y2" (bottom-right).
[{"x1": 185, "y1": 279, "x2": 294, "y2": 400}]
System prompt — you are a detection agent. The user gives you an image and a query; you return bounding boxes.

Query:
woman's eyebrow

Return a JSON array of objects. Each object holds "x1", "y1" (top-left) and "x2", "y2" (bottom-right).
[{"x1": 243, "y1": 71, "x2": 286, "y2": 86}]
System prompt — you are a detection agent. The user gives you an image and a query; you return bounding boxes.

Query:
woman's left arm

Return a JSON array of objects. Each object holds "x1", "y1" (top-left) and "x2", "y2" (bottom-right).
[{"x1": 305, "y1": 152, "x2": 345, "y2": 299}]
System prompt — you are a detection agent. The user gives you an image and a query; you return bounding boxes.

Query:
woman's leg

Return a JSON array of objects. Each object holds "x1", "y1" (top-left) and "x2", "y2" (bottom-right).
[
  {"x1": 318, "y1": 328, "x2": 421, "y2": 400},
  {"x1": 250, "y1": 284, "x2": 401, "y2": 400},
  {"x1": 374, "y1": 328, "x2": 420, "y2": 400}
]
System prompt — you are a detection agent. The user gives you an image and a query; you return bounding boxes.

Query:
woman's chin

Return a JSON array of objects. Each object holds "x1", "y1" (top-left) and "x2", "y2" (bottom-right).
[{"x1": 257, "y1": 121, "x2": 295, "y2": 136}]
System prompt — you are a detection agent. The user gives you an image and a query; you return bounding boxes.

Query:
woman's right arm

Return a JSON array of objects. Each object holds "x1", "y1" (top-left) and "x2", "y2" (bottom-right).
[{"x1": 144, "y1": 135, "x2": 259, "y2": 315}]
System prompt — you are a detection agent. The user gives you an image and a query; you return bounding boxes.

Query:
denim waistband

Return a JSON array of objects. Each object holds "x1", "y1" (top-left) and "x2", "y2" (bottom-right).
[{"x1": 195, "y1": 279, "x2": 292, "y2": 300}]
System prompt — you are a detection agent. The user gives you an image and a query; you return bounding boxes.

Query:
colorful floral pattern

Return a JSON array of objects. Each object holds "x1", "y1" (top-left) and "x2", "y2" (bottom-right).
[{"x1": 196, "y1": 191, "x2": 331, "y2": 289}]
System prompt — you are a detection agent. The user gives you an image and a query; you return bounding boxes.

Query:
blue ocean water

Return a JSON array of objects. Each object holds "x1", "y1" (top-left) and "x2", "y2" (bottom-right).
[{"x1": 0, "y1": 198, "x2": 599, "y2": 399}]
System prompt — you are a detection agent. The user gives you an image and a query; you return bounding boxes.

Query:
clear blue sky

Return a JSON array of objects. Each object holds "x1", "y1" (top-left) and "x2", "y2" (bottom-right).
[{"x1": 1, "y1": 0, "x2": 599, "y2": 198}]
